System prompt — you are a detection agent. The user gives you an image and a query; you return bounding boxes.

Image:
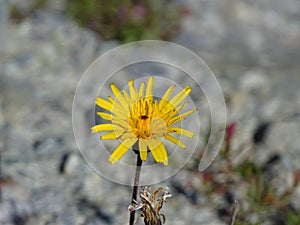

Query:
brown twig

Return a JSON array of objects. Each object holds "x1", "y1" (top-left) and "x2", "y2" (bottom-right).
[{"x1": 229, "y1": 200, "x2": 238, "y2": 225}]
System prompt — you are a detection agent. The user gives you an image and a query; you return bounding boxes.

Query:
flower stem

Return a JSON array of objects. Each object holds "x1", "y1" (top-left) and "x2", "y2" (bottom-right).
[
  {"x1": 129, "y1": 152, "x2": 143, "y2": 225},
  {"x1": 229, "y1": 200, "x2": 238, "y2": 225}
]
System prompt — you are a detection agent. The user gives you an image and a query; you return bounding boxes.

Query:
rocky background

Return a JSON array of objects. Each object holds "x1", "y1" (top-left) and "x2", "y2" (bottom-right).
[{"x1": 1, "y1": 0, "x2": 300, "y2": 225}]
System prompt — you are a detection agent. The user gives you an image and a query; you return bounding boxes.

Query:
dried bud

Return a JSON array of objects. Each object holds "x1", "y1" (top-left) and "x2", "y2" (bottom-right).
[{"x1": 129, "y1": 186, "x2": 171, "y2": 225}]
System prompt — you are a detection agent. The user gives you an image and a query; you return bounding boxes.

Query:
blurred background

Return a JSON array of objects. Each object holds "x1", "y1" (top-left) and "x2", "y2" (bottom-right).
[{"x1": 1, "y1": 0, "x2": 300, "y2": 224}]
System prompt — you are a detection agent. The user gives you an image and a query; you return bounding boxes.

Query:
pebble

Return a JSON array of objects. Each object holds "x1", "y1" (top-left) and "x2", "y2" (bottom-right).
[{"x1": 1, "y1": 1, "x2": 300, "y2": 224}]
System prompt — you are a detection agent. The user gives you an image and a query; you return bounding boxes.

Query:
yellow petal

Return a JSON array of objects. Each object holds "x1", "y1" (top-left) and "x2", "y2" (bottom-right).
[
  {"x1": 108, "y1": 96, "x2": 115, "y2": 103},
  {"x1": 169, "y1": 85, "x2": 191, "y2": 107},
  {"x1": 91, "y1": 124, "x2": 114, "y2": 133},
  {"x1": 122, "y1": 89, "x2": 132, "y2": 106},
  {"x1": 100, "y1": 132, "x2": 119, "y2": 140},
  {"x1": 108, "y1": 97, "x2": 128, "y2": 118},
  {"x1": 96, "y1": 112, "x2": 112, "y2": 120},
  {"x1": 159, "y1": 85, "x2": 175, "y2": 110},
  {"x1": 147, "y1": 138, "x2": 164, "y2": 163},
  {"x1": 95, "y1": 98, "x2": 113, "y2": 112},
  {"x1": 160, "y1": 106, "x2": 177, "y2": 121},
  {"x1": 111, "y1": 83, "x2": 128, "y2": 110},
  {"x1": 120, "y1": 132, "x2": 136, "y2": 140},
  {"x1": 150, "y1": 117, "x2": 167, "y2": 136},
  {"x1": 175, "y1": 102, "x2": 188, "y2": 113},
  {"x1": 139, "y1": 139, "x2": 148, "y2": 161},
  {"x1": 145, "y1": 76, "x2": 154, "y2": 98},
  {"x1": 161, "y1": 102, "x2": 188, "y2": 121},
  {"x1": 140, "y1": 150, "x2": 147, "y2": 161},
  {"x1": 158, "y1": 142, "x2": 168, "y2": 165},
  {"x1": 109, "y1": 138, "x2": 137, "y2": 164},
  {"x1": 169, "y1": 108, "x2": 197, "y2": 125},
  {"x1": 167, "y1": 127, "x2": 194, "y2": 138},
  {"x1": 138, "y1": 82, "x2": 145, "y2": 98},
  {"x1": 165, "y1": 134, "x2": 186, "y2": 149},
  {"x1": 151, "y1": 146, "x2": 163, "y2": 163},
  {"x1": 111, "y1": 117, "x2": 129, "y2": 129},
  {"x1": 128, "y1": 79, "x2": 138, "y2": 101}
]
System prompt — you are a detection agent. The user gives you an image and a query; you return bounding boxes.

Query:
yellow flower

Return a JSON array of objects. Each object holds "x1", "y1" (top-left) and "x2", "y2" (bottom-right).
[{"x1": 91, "y1": 76, "x2": 196, "y2": 165}]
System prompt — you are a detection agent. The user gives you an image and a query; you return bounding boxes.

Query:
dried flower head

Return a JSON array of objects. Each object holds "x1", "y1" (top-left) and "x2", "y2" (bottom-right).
[
  {"x1": 128, "y1": 186, "x2": 172, "y2": 225},
  {"x1": 91, "y1": 76, "x2": 196, "y2": 165}
]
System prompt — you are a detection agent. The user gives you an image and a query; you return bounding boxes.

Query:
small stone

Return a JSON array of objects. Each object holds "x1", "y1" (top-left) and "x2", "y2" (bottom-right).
[
  {"x1": 62, "y1": 153, "x2": 83, "y2": 175},
  {"x1": 239, "y1": 70, "x2": 270, "y2": 98}
]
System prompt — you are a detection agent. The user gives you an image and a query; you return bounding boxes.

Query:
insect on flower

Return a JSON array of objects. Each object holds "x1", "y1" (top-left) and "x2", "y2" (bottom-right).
[{"x1": 91, "y1": 76, "x2": 197, "y2": 165}]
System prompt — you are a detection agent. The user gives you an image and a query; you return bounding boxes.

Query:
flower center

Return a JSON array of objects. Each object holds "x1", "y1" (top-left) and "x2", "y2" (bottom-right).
[{"x1": 129, "y1": 98, "x2": 167, "y2": 139}]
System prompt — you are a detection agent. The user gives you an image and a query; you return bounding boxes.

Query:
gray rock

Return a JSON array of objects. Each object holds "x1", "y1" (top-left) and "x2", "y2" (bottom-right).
[
  {"x1": 239, "y1": 70, "x2": 270, "y2": 99},
  {"x1": 1, "y1": 1, "x2": 300, "y2": 224}
]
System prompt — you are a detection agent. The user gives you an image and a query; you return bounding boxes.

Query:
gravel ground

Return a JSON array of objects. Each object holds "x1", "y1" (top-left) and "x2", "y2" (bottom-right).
[{"x1": 1, "y1": 1, "x2": 300, "y2": 225}]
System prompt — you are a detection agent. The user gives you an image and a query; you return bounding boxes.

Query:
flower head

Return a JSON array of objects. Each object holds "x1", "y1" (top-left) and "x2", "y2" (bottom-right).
[{"x1": 92, "y1": 76, "x2": 196, "y2": 165}]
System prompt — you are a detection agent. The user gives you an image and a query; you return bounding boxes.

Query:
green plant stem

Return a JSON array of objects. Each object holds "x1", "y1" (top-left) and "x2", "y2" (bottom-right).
[{"x1": 129, "y1": 152, "x2": 143, "y2": 225}]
